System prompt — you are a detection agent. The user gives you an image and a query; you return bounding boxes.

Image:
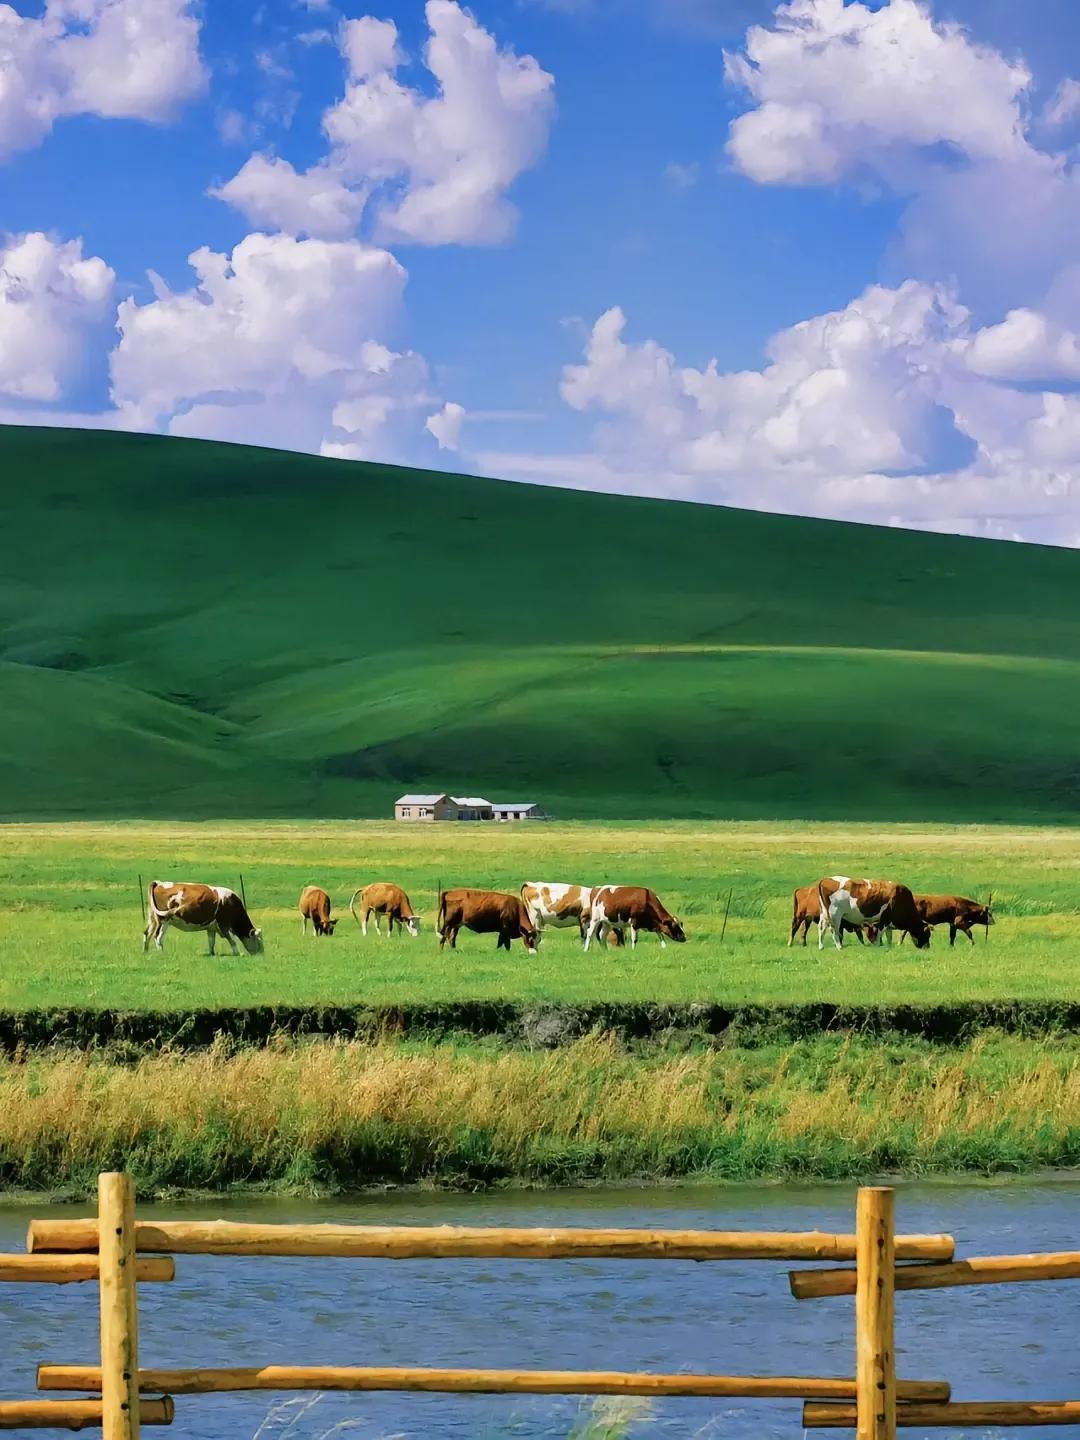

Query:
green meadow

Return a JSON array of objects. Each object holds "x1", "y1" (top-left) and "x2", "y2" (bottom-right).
[
  {"x1": 3, "y1": 425, "x2": 1080, "y2": 823},
  {"x1": 0, "y1": 819, "x2": 1073, "y2": 1011}
]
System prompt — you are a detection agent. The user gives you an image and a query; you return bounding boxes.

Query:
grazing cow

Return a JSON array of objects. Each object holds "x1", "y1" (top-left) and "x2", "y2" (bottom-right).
[
  {"x1": 583, "y1": 886, "x2": 686, "y2": 951},
  {"x1": 349, "y1": 883, "x2": 421, "y2": 937},
  {"x1": 143, "y1": 881, "x2": 263, "y2": 956},
  {"x1": 520, "y1": 882, "x2": 624, "y2": 947},
  {"x1": 299, "y1": 886, "x2": 337, "y2": 937},
  {"x1": 816, "y1": 876, "x2": 930, "y2": 951},
  {"x1": 788, "y1": 884, "x2": 875, "y2": 947},
  {"x1": 437, "y1": 888, "x2": 538, "y2": 953},
  {"x1": 900, "y1": 894, "x2": 995, "y2": 946}
]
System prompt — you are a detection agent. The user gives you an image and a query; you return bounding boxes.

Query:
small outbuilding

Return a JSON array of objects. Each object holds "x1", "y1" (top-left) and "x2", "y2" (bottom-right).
[{"x1": 491, "y1": 802, "x2": 547, "y2": 822}]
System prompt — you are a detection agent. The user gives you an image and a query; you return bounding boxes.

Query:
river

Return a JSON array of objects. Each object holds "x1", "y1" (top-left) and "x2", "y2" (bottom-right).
[{"x1": 1, "y1": 1179, "x2": 1078, "y2": 1438}]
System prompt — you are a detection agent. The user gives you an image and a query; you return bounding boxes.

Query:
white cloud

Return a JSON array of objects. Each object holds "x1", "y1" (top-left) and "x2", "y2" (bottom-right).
[
  {"x1": 425, "y1": 400, "x2": 465, "y2": 450},
  {"x1": 1044, "y1": 77, "x2": 1080, "y2": 130},
  {"x1": 0, "y1": 232, "x2": 114, "y2": 402},
  {"x1": 215, "y1": 2, "x2": 555, "y2": 247},
  {"x1": 0, "y1": 0, "x2": 206, "y2": 160},
  {"x1": 110, "y1": 232, "x2": 446, "y2": 461},
  {"x1": 662, "y1": 161, "x2": 699, "y2": 191},
  {"x1": 211, "y1": 155, "x2": 366, "y2": 240},
  {"x1": 964, "y1": 308, "x2": 1080, "y2": 383},
  {"x1": 725, "y1": 0, "x2": 1030, "y2": 186}
]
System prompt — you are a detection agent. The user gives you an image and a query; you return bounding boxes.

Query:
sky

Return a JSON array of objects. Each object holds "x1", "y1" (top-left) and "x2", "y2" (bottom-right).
[{"x1": 5, "y1": 0, "x2": 1080, "y2": 543}]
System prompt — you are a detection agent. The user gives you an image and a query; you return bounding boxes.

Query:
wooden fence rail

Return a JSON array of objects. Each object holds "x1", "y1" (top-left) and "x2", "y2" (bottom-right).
[{"x1": 7, "y1": 1175, "x2": 1080, "y2": 1434}]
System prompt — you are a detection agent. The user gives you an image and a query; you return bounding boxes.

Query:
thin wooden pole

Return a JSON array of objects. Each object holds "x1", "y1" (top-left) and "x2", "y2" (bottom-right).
[
  {"x1": 27, "y1": 1218, "x2": 954, "y2": 1264},
  {"x1": 0, "y1": 1399, "x2": 172, "y2": 1430},
  {"x1": 0, "y1": 1256, "x2": 172, "y2": 1285},
  {"x1": 238, "y1": 874, "x2": 247, "y2": 910},
  {"x1": 36, "y1": 1365, "x2": 950, "y2": 1402},
  {"x1": 137, "y1": 877, "x2": 145, "y2": 928},
  {"x1": 792, "y1": 1249, "x2": 1080, "y2": 1300},
  {"x1": 806, "y1": 1399, "x2": 1080, "y2": 1428},
  {"x1": 719, "y1": 888, "x2": 733, "y2": 944},
  {"x1": 855, "y1": 1187, "x2": 896, "y2": 1440},
  {"x1": 97, "y1": 1173, "x2": 140, "y2": 1440}
]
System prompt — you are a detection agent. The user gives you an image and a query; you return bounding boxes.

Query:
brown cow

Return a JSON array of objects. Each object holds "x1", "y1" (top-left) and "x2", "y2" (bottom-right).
[
  {"x1": 900, "y1": 894, "x2": 995, "y2": 946},
  {"x1": 437, "y1": 888, "x2": 538, "y2": 953},
  {"x1": 143, "y1": 881, "x2": 264, "y2": 956},
  {"x1": 789, "y1": 884, "x2": 874, "y2": 947},
  {"x1": 816, "y1": 876, "x2": 930, "y2": 950},
  {"x1": 583, "y1": 886, "x2": 686, "y2": 950},
  {"x1": 349, "y1": 883, "x2": 421, "y2": 937},
  {"x1": 299, "y1": 886, "x2": 338, "y2": 937}
]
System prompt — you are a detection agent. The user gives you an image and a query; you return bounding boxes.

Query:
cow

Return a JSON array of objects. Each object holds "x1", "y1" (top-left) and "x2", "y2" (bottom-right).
[
  {"x1": 788, "y1": 884, "x2": 875, "y2": 947},
  {"x1": 142, "y1": 881, "x2": 264, "y2": 956},
  {"x1": 816, "y1": 876, "x2": 930, "y2": 951},
  {"x1": 299, "y1": 886, "x2": 337, "y2": 937},
  {"x1": 899, "y1": 894, "x2": 995, "y2": 946},
  {"x1": 520, "y1": 882, "x2": 624, "y2": 947},
  {"x1": 349, "y1": 882, "x2": 421, "y2": 937},
  {"x1": 437, "y1": 888, "x2": 538, "y2": 953},
  {"x1": 583, "y1": 886, "x2": 686, "y2": 951}
]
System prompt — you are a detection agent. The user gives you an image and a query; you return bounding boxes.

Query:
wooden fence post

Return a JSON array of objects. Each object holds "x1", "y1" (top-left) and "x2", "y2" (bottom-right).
[
  {"x1": 856, "y1": 1186, "x2": 896, "y2": 1440},
  {"x1": 99, "y1": 1172, "x2": 141, "y2": 1440}
]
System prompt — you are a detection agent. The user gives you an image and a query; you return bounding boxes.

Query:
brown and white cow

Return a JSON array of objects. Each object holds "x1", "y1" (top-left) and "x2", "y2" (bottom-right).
[
  {"x1": 143, "y1": 881, "x2": 264, "y2": 955},
  {"x1": 583, "y1": 886, "x2": 686, "y2": 951},
  {"x1": 520, "y1": 882, "x2": 623, "y2": 947},
  {"x1": 437, "y1": 888, "x2": 538, "y2": 953},
  {"x1": 349, "y1": 883, "x2": 421, "y2": 937},
  {"x1": 789, "y1": 884, "x2": 874, "y2": 947},
  {"x1": 299, "y1": 886, "x2": 337, "y2": 937},
  {"x1": 899, "y1": 894, "x2": 995, "y2": 946},
  {"x1": 816, "y1": 876, "x2": 930, "y2": 951}
]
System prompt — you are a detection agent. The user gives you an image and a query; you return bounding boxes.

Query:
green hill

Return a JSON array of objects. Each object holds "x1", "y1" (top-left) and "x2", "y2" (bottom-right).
[{"x1": 2, "y1": 423, "x2": 1079, "y2": 821}]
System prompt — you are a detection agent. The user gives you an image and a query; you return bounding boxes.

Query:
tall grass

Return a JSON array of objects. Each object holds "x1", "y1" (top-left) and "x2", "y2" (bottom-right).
[{"x1": 2, "y1": 1032, "x2": 1079, "y2": 1195}]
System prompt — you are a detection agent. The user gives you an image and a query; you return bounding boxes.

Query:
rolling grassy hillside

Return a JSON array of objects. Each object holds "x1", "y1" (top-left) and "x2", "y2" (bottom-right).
[{"x1": 2, "y1": 423, "x2": 1079, "y2": 820}]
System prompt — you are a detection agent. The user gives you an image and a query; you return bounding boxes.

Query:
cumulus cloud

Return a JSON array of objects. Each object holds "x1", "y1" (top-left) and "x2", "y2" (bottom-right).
[
  {"x1": 0, "y1": 0, "x2": 206, "y2": 160},
  {"x1": 725, "y1": 0, "x2": 1030, "y2": 186},
  {"x1": 963, "y1": 308, "x2": 1080, "y2": 383},
  {"x1": 425, "y1": 400, "x2": 465, "y2": 450},
  {"x1": 216, "y1": 1, "x2": 555, "y2": 247},
  {"x1": 211, "y1": 156, "x2": 365, "y2": 240},
  {"x1": 110, "y1": 233, "x2": 444, "y2": 461},
  {"x1": 0, "y1": 232, "x2": 114, "y2": 403}
]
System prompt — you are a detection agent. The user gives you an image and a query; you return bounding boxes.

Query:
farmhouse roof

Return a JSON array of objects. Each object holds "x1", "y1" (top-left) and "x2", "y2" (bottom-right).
[
  {"x1": 451, "y1": 796, "x2": 492, "y2": 807},
  {"x1": 396, "y1": 793, "x2": 448, "y2": 805},
  {"x1": 492, "y1": 802, "x2": 538, "y2": 811}
]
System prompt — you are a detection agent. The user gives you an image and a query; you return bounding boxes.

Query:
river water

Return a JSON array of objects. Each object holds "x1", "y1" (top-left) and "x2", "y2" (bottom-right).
[{"x1": 1, "y1": 1179, "x2": 1078, "y2": 1439}]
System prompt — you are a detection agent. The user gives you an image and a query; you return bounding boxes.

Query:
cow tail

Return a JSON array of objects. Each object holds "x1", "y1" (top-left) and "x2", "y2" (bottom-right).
[
  {"x1": 816, "y1": 879, "x2": 830, "y2": 928},
  {"x1": 436, "y1": 891, "x2": 447, "y2": 939},
  {"x1": 348, "y1": 887, "x2": 364, "y2": 928}
]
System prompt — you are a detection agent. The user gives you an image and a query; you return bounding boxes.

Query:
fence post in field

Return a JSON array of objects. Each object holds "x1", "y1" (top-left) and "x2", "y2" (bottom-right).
[
  {"x1": 855, "y1": 1187, "x2": 896, "y2": 1440},
  {"x1": 98, "y1": 1172, "x2": 141, "y2": 1440}
]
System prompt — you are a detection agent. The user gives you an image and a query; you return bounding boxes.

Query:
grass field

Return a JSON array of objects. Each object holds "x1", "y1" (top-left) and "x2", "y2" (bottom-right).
[
  {"x1": 3, "y1": 425, "x2": 1080, "y2": 821},
  {"x1": 1, "y1": 819, "x2": 1075, "y2": 1010}
]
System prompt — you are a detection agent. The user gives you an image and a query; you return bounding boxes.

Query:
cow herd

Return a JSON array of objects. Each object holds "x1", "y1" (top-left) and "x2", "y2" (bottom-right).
[
  {"x1": 140, "y1": 874, "x2": 992, "y2": 957},
  {"x1": 792, "y1": 876, "x2": 994, "y2": 950},
  {"x1": 141, "y1": 879, "x2": 686, "y2": 956}
]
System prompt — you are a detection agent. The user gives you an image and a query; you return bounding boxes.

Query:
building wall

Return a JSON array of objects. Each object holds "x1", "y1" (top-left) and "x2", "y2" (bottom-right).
[{"x1": 395, "y1": 800, "x2": 453, "y2": 822}]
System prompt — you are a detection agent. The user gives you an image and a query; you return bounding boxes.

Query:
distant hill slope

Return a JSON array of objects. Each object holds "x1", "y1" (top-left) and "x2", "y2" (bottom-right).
[{"x1": 1, "y1": 424, "x2": 1079, "y2": 821}]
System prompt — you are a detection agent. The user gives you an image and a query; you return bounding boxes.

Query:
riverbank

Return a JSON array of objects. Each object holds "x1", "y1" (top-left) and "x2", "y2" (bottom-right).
[{"x1": 3, "y1": 1032, "x2": 1078, "y2": 1197}]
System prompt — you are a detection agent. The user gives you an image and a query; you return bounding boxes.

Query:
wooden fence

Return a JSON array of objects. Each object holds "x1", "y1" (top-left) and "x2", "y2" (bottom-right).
[{"x1": 1, "y1": 1174, "x2": 1078, "y2": 1434}]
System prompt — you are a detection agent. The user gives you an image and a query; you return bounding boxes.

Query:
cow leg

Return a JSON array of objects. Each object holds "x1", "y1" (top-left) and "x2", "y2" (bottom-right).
[
  {"x1": 361, "y1": 908, "x2": 369, "y2": 937},
  {"x1": 962, "y1": 924, "x2": 976, "y2": 944},
  {"x1": 497, "y1": 930, "x2": 511, "y2": 951},
  {"x1": 207, "y1": 926, "x2": 217, "y2": 956},
  {"x1": 147, "y1": 918, "x2": 167, "y2": 952},
  {"x1": 142, "y1": 917, "x2": 157, "y2": 953},
  {"x1": 583, "y1": 918, "x2": 600, "y2": 952},
  {"x1": 225, "y1": 929, "x2": 240, "y2": 956},
  {"x1": 657, "y1": 930, "x2": 667, "y2": 949},
  {"x1": 949, "y1": 924, "x2": 957, "y2": 946}
]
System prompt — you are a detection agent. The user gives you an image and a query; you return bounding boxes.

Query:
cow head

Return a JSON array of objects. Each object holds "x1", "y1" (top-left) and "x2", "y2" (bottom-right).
[
  {"x1": 323, "y1": 918, "x2": 339, "y2": 936},
  {"x1": 242, "y1": 928, "x2": 264, "y2": 955},
  {"x1": 406, "y1": 916, "x2": 422, "y2": 937},
  {"x1": 906, "y1": 920, "x2": 931, "y2": 950},
  {"x1": 661, "y1": 916, "x2": 687, "y2": 944},
  {"x1": 519, "y1": 909, "x2": 539, "y2": 955},
  {"x1": 975, "y1": 905, "x2": 995, "y2": 928}
]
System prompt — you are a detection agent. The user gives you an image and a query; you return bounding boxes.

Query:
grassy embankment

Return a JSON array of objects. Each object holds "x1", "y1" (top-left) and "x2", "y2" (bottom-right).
[{"x1": 2, "y1": 425, "x2": 1080, "y2": 823}]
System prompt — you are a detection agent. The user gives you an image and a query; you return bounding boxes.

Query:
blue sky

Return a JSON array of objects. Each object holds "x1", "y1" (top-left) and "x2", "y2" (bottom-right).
[{"x1": 5, "y1": 0, "x2": 1080, "y2": 541}]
